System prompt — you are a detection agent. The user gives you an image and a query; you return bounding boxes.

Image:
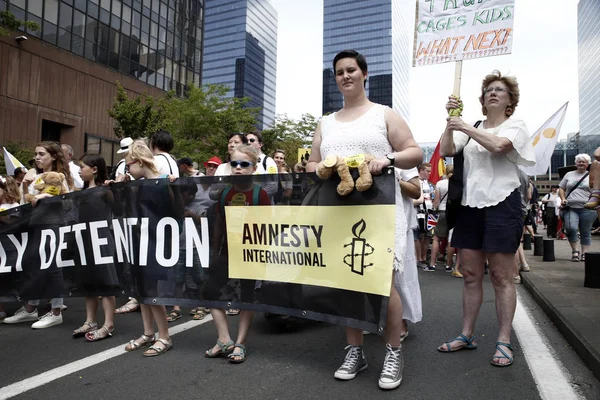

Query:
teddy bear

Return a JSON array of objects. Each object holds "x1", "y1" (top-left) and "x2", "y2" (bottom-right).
[
  {"x1": 316, "y1": 154, "x2": 375, "y2": 196},
  {"x1": 24, "y1": 171, "x2": 68, "y2": 203}
]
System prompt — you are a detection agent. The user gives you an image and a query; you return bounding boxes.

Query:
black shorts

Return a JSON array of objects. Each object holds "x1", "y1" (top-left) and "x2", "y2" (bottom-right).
[
  {"x1": 451, "y1": 189, "x2": 524, "y2": 254},
  {"x1": 524, "y1": 210, "x2": 534, "y2": 226}
]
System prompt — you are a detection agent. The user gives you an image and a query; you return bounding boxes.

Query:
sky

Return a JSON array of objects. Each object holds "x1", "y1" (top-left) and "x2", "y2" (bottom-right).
[{"x1": 268, "y1": 0, "x2": 580, "y2": 144}]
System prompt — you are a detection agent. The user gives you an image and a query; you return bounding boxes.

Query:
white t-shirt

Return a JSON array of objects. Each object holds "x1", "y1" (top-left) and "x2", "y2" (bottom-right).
[
  {"x1": 69, "y1": 161, "x2": 84, "y2": 189},
  {"x1": 399, "y1": 167, "x2": 418, "y2": 231},
  {"x1": 257, "y1": 153, "x2": 278, "y2": 174},
  {"x1": 435, "y1": 179, "x2": 449, "y2": 211},
  {"x1": 154, "y1": 153, "x2": 179, "y2": 177},
  {"x1": 543, "y1": 192, "x2": 559, "y2": 208},
  {"x1": 453, "y1": 117, "x2": 535, "y2": 208},
  {"x1": 419, "y1": 179, "x2": 434, "y2": 210}
]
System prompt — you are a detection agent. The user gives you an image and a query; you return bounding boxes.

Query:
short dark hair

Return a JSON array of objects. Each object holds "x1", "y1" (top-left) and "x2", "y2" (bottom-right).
[
  {"x1": 333, "y1": 50, "x2": 368, "y2": 75},
  {"x1": 150, "y1": 130, "x2": 174, "y2": 153},
  {"x1": 247, "y1": 130, "x2": 263, "y2": 144},
  {"x1": 177, "y1": 157, "x2": 193, "y2": 167},
  {"x1": 228, "y1": 132, "x2": 248, "y2": 144}
]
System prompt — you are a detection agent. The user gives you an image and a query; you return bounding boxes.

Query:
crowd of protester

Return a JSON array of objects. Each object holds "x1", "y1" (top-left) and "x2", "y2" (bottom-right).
[{"x1": 1, "y1": 49, "x2": 600, "y2": 392}]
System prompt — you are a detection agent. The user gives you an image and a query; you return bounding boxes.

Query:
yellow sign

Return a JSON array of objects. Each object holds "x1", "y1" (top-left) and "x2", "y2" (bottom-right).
[
  {"x1": 298, "y1": 148, "x2": 311, "y2": 164},
  {"x1": 226, "y1": 205, "x2": 395, "y2": 296}
]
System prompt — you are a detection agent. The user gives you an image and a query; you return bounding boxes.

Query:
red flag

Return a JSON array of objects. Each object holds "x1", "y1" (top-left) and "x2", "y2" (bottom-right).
[{"x1": 428, "y1": 140, "x2": 446, "y2": 185}]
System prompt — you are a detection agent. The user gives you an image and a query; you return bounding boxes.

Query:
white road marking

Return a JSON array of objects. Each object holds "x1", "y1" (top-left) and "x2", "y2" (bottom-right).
[
  {"x1": 0, "y1": 317, "x2": 213, "y2": 400},
  {"x1": 513, "y1": 294, "x2": 582, "y2": 400}
]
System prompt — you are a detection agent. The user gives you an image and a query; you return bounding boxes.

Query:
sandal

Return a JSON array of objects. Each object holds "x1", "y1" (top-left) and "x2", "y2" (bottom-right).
[
  {"x1": 143, "y1": 338, "x2": 173, "y2": 357},
  {"x1": 125, "y1": 333, "x2": 155, "y2": 352},
  {"x1": 438, "y1": 333, "x2": 478, "y2": 352},
  {"x1": 73, "y1": 321, "x2": 98, "y2": 338},
  {"x1": 85, "y1": 325, "x2": 114, "y2": 342},
  {"x1": 400, "y1": 331, "x2": 409, "y2": 343},
  {"x1": 226, "y1": 309, "x2": 240, "y2": 316},
  {"x1": 115, "y1": 299, "x2": 139, "y2": 314},
  {"x1": 193, "y1": 309, "x2": 208, "y2": 321},
  {"x1": 190, "y1": 307, "x2": 201, "y2": 315},
  {"x1": 490, "y1": 341, "x2": 514, "y2": 367},
  {"x1": 571, "y1": 251, "x2": 580, "y2": 262},
  {"x1": 581, "y1": 254, "x2": 586, "y2": 262},
  {"x1": 167, "y1": 309, "x2": 182, "y2": 322},
  {"x1": 205, "y1": 339, "x2": 234, "y2": 358},
  {"x1": 228, "y1": 343, "x2": 247, "y2": 364}
]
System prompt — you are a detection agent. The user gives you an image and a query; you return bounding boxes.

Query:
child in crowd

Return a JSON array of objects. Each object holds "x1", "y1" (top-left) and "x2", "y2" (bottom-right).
[
  {"x1": 72, "y1": 154, "x2": 117, "y2": 341},
  {"x1": 204, "y1": 145, "x2": 271, "y2": 363}
]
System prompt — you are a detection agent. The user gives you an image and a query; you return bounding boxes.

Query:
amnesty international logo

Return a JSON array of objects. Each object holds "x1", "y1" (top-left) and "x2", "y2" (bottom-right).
[{"x1": 343, "y1": 219, "x2": 374, "y2": 276}]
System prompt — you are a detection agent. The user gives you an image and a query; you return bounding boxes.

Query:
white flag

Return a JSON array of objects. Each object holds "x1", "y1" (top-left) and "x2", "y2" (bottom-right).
[
  {"x1": 3, "y1": 147, "x2": 25, "y2": 176},
  {"x1": 520, "y1": 102, "x2": 568, "y2": 176}
]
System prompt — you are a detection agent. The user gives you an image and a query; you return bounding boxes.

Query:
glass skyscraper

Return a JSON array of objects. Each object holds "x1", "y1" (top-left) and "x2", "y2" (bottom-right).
[
  {"x1": 3, "y1": 0, "x2": 205, "y2": 96},
  {"x1": 578, "y1": 0, "x2": 600, "y2": 137},
  {"x1": 322, "y1": 0, "x2": 412, "y2": 119},
  {"x1": 202, "y1": 0, "x2": 277, "y2": 129}
]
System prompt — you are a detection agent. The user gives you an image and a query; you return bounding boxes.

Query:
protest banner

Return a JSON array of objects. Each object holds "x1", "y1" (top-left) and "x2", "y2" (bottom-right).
[
  {"x1": 413, "y1": 0, "x2": 516, "y2": 67},
  {"x1": 0, "y1": 170, "x2": 396, "y2": 333}
]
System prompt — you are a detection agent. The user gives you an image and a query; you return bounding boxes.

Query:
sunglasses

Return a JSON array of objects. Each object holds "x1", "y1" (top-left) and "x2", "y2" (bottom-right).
[
  {"x1": 229, "y1": 160, "x2": 254, "y2": 168},
  {"x1": 248, "y1": 138, "x2": 256, "y2": 143}
]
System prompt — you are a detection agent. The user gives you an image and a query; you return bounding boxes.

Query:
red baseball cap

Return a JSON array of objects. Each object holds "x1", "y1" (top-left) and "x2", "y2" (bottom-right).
[{"x1": 203, "y1": 156, "x2": 222, "y2": 168}]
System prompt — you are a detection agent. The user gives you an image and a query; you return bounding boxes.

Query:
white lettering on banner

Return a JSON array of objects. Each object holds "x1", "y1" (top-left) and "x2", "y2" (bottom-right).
[
  {"x1": 39, "y1": 229, "x2": 57, "y2": 270},
  {"x1": 7, "y1": 233, "x2": 27, "y2": 272},
  {"x1": 112, "y1": 218, "x2": 129, "y2": 263},
  {"x1": 0, "y1": 217, "x2": 211, "y2": 273},
  {"x1": 71, "y1": 223, "x2": 87, "y2": 265},
  {"x1": 56, "y1": 226, "x2": 75, "y2": 268},
  {"x1": 185, "y1": 217, "x2": 210, "y2": 268},
  {"x1": 89, "y1": 221, "x2": 114, "y2": 265},
  {"x1": 0, "y1": 240, "x2": 10, "y2": 273},
  {"x1": 155, "y1": 217, "x2": 179, "y2": 267}
]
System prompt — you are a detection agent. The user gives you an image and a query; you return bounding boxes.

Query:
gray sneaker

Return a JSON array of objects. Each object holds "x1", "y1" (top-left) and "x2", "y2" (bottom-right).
[
  {"x1": 379, "y1": 343, "x2": 404, "y2": 389},
  {"x1": 3, "y1": 306, "x2": 38, "y2": 324},
  {"x1": 334, "y1": 345, "x2": 367, "y2": 380}
]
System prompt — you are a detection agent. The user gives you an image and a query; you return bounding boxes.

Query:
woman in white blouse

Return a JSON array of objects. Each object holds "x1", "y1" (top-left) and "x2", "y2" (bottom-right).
[{"x1": 437, "y1": 71, "x2": 535, "y2": 367}]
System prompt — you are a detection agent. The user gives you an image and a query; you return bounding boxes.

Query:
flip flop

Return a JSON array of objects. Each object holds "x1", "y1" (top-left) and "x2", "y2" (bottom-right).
[
  {"x1": 490, "y1": 342, "x2": 514, "y2": 367},
  {"x1": 438, "y1": 333, "x2": 477, "y2": 353}
]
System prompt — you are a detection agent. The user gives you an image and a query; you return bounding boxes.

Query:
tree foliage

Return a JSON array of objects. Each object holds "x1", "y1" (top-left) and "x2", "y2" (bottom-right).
[
  {"x1": 0, "y1": 140, "x2": 34, "y2": 175},
  {"x1": 0, "y1": 11, "x2": 39, "y2": 38},
  {"x1": 163, "y1": 83, "x2": 259, "y2": 164},
  {"x1": 260, "y1": 114, "x2": 317, "y2": 168},
  {"x1": 107, "y1": 82, "x2": 171, "y2": 140}
]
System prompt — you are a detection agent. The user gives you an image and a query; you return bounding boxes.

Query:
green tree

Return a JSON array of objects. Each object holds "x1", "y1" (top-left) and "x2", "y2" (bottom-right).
[
  {"x1": 0, "y1": 10, "x2": 39, "y2": 38},
  {"x1": 107, "y1": 82, "x2": 171, "y2": 139},
  {"x1": 260, "y1": 113, "x2": 317, "y2": 167},
  {"x1": 163, "y1": 83, "x2": 259, "y2": 164},
  {"x1": 0, "y1": 140, "x2": 34, "y2": 175}
]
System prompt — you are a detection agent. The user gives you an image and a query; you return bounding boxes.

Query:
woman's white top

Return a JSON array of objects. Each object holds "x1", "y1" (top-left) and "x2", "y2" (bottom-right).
[
  {"x1": 399, "y1": 167, "x2": 419, "y2": 231},
  {"x1": 453, "y1": 117, "x2": 535, "y2": 208},
  {"x1": 320, "y1": 103, "x2": 407, "y2": 272},
  {"x1": 154, "y1": 153, "x2": 179, "y2": 177}
]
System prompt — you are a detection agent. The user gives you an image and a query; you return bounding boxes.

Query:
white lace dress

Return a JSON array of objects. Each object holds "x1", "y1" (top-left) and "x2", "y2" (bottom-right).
[{"x1": 320, "y1": 104, "x2": 407, "y2": 273}]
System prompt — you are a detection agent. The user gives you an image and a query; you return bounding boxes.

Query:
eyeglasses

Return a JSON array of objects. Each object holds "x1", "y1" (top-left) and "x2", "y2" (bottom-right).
[
  {"x1": 484, "y1": 87, "x2": 509, "y2": 95},
  {"x1": 230, "y1": 160, "x2": 254, "y2": 168}
]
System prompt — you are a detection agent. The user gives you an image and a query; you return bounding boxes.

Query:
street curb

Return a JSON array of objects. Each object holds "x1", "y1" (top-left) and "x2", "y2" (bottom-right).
[{"x1": 521, "y1": 273, "x2": 600, "y2": 381}]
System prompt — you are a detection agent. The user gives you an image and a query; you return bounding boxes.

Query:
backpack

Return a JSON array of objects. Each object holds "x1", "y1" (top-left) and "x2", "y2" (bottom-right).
[{"x1": 109, "y1": 159, "x2": 125, "y2": 180}]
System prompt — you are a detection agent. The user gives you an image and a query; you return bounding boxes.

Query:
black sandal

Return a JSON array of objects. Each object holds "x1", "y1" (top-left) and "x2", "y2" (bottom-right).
[{"x1": 571, "y1": 251, "x2": 580, "y2": 262}]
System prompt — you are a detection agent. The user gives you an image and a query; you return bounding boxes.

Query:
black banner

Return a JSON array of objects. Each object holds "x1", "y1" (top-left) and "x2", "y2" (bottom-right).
[{"x1": 0, "y1": 170, "x2": 395, "y2": 332}]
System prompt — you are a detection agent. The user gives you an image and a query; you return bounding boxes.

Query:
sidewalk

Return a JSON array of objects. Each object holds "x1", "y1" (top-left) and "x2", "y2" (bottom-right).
[{"x1": 520, "y1": 229, "x2": 600, "y2": 380}]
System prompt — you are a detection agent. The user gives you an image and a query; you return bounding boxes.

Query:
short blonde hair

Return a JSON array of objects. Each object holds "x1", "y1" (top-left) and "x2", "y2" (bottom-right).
[
  {"x1": 126, "y1": 139, "x2": 160, "y2": 175},
  {"x1": 479, "y1": 70, "x2": 520, "y2": 117},
  {"x1": 575, "y1": 153, "x2": 592, "y2": 164},
  {"x1": 232, "y1": 145, "x2": 259, "y2": 165},
  {"x1": 445, "y1": 164, "x2": 454, "y2": 176}
]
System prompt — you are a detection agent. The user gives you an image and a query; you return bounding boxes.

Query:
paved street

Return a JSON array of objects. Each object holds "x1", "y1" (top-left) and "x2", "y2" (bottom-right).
[{"x1": 2, "y1": 248, "x2": 600, "y2": 400}]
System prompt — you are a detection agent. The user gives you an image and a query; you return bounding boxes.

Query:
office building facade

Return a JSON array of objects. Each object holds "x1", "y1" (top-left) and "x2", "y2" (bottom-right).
[
  {"x1": 322, "y1": 0, "x2": 412, "y2": 119},
  {"x1": 202, "y1": 0, "x2": 276, "y2": 129},
  {"x1": 578, "y1": 0, "x2": 600, "y2": 137},
  {"x1": 0, "y1": 0, "x2": 204, "y2": 166}
]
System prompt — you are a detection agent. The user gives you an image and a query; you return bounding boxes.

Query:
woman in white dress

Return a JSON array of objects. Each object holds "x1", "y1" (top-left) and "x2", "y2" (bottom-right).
[{"x1": 306, "y1": 50, "x2": 422, "y2": 390}]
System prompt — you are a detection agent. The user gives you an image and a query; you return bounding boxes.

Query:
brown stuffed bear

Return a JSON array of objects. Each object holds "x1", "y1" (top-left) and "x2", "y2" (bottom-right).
[
  {"x1": 316, "y1": 154, "x2": 375, "y2": 196},
  {"x1": 24, "y1": 171, "x2": 68, "y2": 203}
]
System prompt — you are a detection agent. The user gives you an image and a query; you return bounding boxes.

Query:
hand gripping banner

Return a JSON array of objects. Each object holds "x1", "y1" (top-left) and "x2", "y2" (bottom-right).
[{"x1": 0, "y1": 169, "x2": 396, "y2": 333}]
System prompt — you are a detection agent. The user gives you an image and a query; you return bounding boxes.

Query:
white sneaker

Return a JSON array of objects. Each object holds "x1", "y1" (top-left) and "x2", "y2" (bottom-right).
[
  {"x1": 379, "y1": 343, "x2": 404, "y2": 390},
  {"x1": 31, "y1": 312, "x2": 63, "y2": 329},
  {"x1": 3, "y1": 306, "x2": 38, "y2": 324}
]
